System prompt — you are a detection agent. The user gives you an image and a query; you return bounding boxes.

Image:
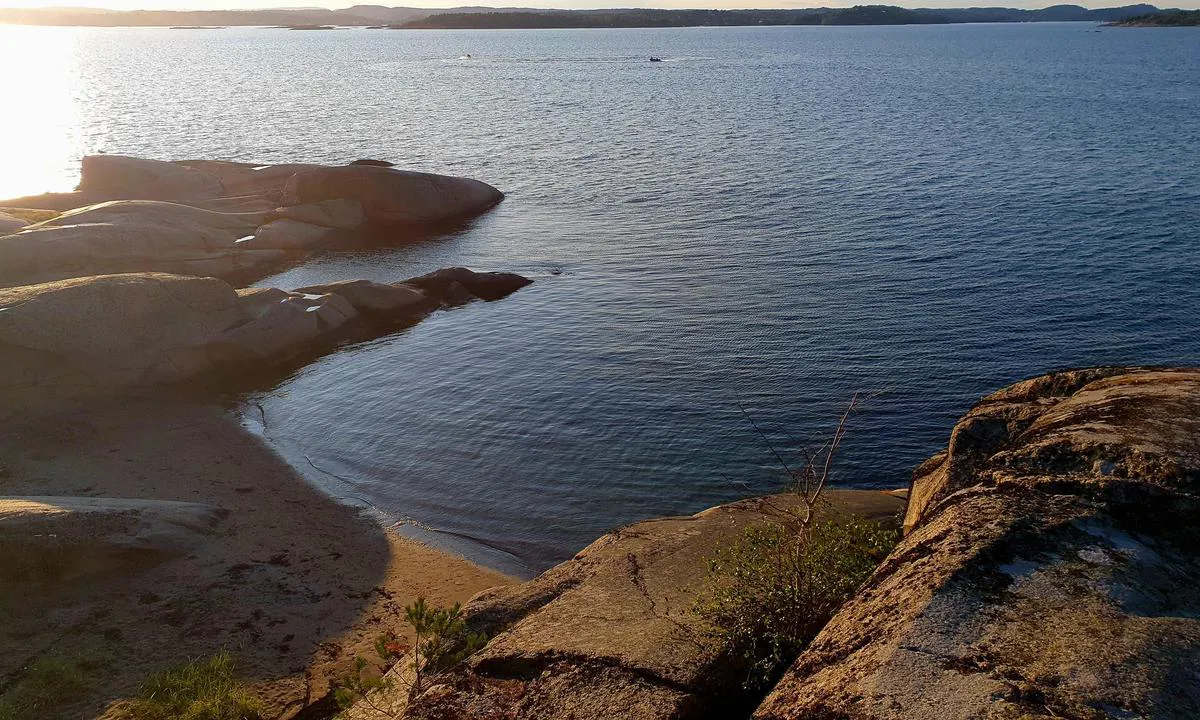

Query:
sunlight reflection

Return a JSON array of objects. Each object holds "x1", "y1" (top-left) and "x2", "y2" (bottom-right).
[{"x1": 0, "y1": 26, "x2": 87, "y2": 200}]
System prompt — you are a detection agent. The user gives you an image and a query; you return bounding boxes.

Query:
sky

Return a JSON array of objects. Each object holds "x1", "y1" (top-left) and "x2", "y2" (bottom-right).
[{"x1": 0, "y1": 0, "x2": 1192, "y2": 11}]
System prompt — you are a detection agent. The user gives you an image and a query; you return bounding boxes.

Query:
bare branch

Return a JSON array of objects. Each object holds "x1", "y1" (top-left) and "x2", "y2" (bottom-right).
[{"x1": 736, "y1": 399, "x2": 798, "y2": 482}]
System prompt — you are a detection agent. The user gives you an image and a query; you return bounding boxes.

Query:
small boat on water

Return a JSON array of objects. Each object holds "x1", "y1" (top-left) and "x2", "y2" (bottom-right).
[{"x1": 649, "y1": 56, "x2": 663, "y2": 62}]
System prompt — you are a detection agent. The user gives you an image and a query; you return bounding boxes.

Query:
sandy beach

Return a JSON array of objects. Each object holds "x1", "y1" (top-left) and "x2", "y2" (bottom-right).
[{"x1": 0, "y1": 395, "x2": 512, "y2": 719}]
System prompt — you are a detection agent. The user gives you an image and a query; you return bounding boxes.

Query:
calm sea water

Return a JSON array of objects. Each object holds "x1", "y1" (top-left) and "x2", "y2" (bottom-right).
[{"x1": 3, "y1": 23, "x2": 1198, "y2": 576}]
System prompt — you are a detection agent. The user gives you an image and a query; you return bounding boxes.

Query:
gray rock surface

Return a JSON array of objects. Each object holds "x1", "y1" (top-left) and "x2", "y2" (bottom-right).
[
  {"x1": 294, "y1": 279, "x2": 427, "y2": 313},
  {"x1": 0, "y1": 157, "x2": 504, "y2": 287},
  {"x1": 0, "y1": 200, "x2": 267, "y2": 287},
  {"x1": 754, "y1": 367, "x2": 1200, "y2": 720},
  {"x1": 272, "y1": 197, "x2": 366, "y2": 229},
  {"x1": 249, "y1": 217, "x2": 342, "y2": 251},
  {"x1": 406, "y1": 267, "x2": 535, "y2": 303},
  {"x1": 398, "y1": 491, "x2": 905, "y2": 720},
  {"x1": 0, "y1": 269, "x2": 530, "y2": 404},
  {"x1": 0, "y1": 210, "x2": 28, "y2": 236},
  {"x1": 0, "y1": 273, "x2": 245, "y2": 392},
  {"x1": 78, "y1": 154, "x2": 227, "y2": 202},
  {"x1": 0, "y1": 496, "x2": 225, "y2": 557},
  {"x1": 281, "y1": 165, "x2": 503, "y2": 226}
]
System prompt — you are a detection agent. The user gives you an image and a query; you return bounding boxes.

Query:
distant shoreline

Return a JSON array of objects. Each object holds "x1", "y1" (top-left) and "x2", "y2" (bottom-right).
[
  {"x1": 1104, "y1": 8, "x2": 1200, "y2": 25},
  {"x1": 0, "y1": 3, "x2": 1166, "y2": 29}
]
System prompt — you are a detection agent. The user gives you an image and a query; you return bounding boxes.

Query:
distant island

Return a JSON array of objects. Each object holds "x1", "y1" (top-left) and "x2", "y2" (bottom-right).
[
  {"x1": 0, "y1": 3, "x2": 1173, "y2": 28},
  {"x1": 398, "y1": 4, "x2": 1162, "y2": 28},
  {"x1": 1106, "y1": 8, "x2": 1200, "y2": 23}
]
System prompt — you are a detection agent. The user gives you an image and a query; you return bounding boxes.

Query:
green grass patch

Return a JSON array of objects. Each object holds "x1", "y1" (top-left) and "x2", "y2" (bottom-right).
[{"x1": 110, "y1": 652, "x2": 263, "y2": 720}]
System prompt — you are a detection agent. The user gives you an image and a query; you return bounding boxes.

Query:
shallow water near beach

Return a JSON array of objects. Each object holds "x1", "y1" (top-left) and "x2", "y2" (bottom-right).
[{"x1": 3, "y1": 22, "x2": 1198, "y2": 576}]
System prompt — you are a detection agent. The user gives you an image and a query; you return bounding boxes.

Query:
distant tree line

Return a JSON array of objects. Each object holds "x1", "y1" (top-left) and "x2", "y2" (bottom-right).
[
  {"x1": 399, "y1": 4, "x2": 1163, "y2": 29},
  {"x1": 1108, "y1": 9, "x2": 1200, "y2": 25}
]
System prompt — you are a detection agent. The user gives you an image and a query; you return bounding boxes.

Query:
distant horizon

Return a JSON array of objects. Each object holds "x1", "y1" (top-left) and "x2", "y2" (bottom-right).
[{"x1": 2, "y1": 0, "x2": 1195, "y2": 13}]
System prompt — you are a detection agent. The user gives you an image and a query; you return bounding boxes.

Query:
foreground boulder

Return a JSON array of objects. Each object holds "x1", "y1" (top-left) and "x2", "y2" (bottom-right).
[
  {"x1": 393, "y1": 491, "x2": 904, "y2": 720},
  {"x1": 0, "y1": 269, "x2": 529, "y2": 404},
  {"x1": 0, "y1": 156, "x2": 504, "y2": 287},
  {"x1": 0, "y1": 497, "x2": 226, "y2": 587},
  {"x1": 755, "y1": 367, "x2": 1200, "y2": 720}
]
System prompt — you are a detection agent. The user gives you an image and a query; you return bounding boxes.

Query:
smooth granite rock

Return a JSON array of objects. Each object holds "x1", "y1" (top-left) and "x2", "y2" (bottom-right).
[
  {"x1": 0, "y1": 211, "x2": 28, "y2": 236},
  {"x1": 754, "y1": 367, "x2": 1200, "y2": 720},
  {"x1": 0, "y1": 200, "x2": 267, "y2": 288},
  {"x1": 0, "y1": 269, "x2": 530, "y2": 404},
  {"x1": 271, "y1": 198, "x2": 366, "y2": 229},
  {"x1": 0, "y1": 157, "x2": 504, "y2": 287},
  {"x1": 78, "y1": 154, "x2": 226, "y2": 202},
  {"x1": 0, "y1": 273, "x2": 244, "y2": 392},
  {"x1": 249, "y1": 218, "x2": 342, "y2": 251},
  {"x1": 294, "y1": 280, "x2": 428, "y2": 313},
  {"x1": 396, "y1": 491, "x2": 905, "y2": 720},
  {"x1": 406, "y1": 267, "x2": 534, "y2": 303},
  {"x1": 281, "y1": 165, "x2": 504, "y2": 226}
]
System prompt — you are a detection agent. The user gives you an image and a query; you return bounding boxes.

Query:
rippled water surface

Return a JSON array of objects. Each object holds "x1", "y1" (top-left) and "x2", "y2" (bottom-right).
[{"x1": 4, "y1": 23, "x2": 1198, "y2": 575}]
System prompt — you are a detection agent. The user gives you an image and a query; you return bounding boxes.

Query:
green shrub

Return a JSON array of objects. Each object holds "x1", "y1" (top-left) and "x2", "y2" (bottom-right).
[
  {"x1": 335, "y1": 598, "x2": 488, "y2": 716},
  {"x1": 113, "y1": 651, "x2": 263, "y2": 720},
  {"x1": 405, "y1": 598, "x2": 487, "y2": 683},
  {"x1": 0, "y1": 654, "x2": 91, "y2": 720},
  {"x1": 697, "y1": 509, "x2": 898, "y2": 692}
]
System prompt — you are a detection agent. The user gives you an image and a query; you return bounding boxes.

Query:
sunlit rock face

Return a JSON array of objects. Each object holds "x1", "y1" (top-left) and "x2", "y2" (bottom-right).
[
  {"x1": 0, "y1": 269, "x2": 529, "y2": 405},
  {"x1": 394, "y1": 491, "x2": 904, "y2": 720},
  {"x1": 754, "y1": 367, "x2": 1200, "y2": 720},
  {"x1": 0, "y1": 156, "x2": 504, "y2": 288},
  {"x1": 0, "y1": 201, "x2": 270, "y2": 288}
]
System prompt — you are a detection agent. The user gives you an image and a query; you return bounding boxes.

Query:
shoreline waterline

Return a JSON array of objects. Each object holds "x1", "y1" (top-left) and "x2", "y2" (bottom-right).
[{"x1": 239, "y1": 399, "x2": 542, "y2": 579}]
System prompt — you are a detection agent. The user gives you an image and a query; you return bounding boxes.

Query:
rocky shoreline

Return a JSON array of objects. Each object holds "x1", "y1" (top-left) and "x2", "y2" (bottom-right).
[
  {"x1": 3, "y1": 158, "x2": 1198, "y2": 718},
  {"x1": 0, "y1": 155, "x2": 530, "y2": 411},
  {"x1": 0, "y1": 156, "x2": 532, "y2": 718},
  {"x1": 376, "y1": 367, "x2": 1200, "y2": 720},
  {"x1": 0, "y1": 155, "x2": 503, "y2": 288}
]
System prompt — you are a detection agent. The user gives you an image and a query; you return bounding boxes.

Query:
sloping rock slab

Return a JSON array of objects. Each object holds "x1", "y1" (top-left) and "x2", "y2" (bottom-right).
[
  {"x1": 294, "y1": 279, "x2": 427, "y2": 313},
  {"x1": 0, "y1": 210, "x2": 28, "y2": 236},
  {"x1": 0, "y1": 496, "x2": 226, "y2": 586},
  {"x1": 0, "y1": 273, "x2": 245, "y2": 392},
  {"x1": 0, "y1": 200, "x2": 268, "y2": 288},
  {"x1": 0, "y1": 269, "x2": 530, "y2": 404},
  {"x1": 282, "y1": 165, "x2": 503, "y2": 226},
  {"x1": 755, "y1": 367, "x2": 1200, "y2": 720},
  {"x1": 78, "y1": 154, "x2": 227, "y2": 202},
  {"x1": 400, "y1": 491, "x2": 904, "y2": 720}
]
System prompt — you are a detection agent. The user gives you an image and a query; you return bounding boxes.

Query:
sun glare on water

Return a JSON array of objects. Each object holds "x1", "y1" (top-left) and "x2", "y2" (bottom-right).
[{"x1": 0, "y1": 26, "x2": 89, "y2": 201}]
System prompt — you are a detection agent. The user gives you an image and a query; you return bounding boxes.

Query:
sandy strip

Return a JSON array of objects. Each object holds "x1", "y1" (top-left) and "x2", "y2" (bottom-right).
[{"x1": 0, "y1": 396, "x2": 512, "y2": 719}]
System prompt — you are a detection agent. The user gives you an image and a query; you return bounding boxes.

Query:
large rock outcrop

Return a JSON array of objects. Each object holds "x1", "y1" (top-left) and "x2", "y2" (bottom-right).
[
  {"x1": 0, "y1": 156, "x2": 504, "y2": 286},
  {"x1": 755, "y1": 368, "x2": 1200, "y2": 720},
  {"x1": 0, "y1": 496, "x2": 226, "y2": 587},
  {"x1": 394, "y1": 491, "x2": 904, "y2": 720},
  {"x1": 281, "y1": 165, "x2": 503, "y2": 227},
  {"x1": 0, "y1": 268, "x2": 529, "y2": 405}
]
